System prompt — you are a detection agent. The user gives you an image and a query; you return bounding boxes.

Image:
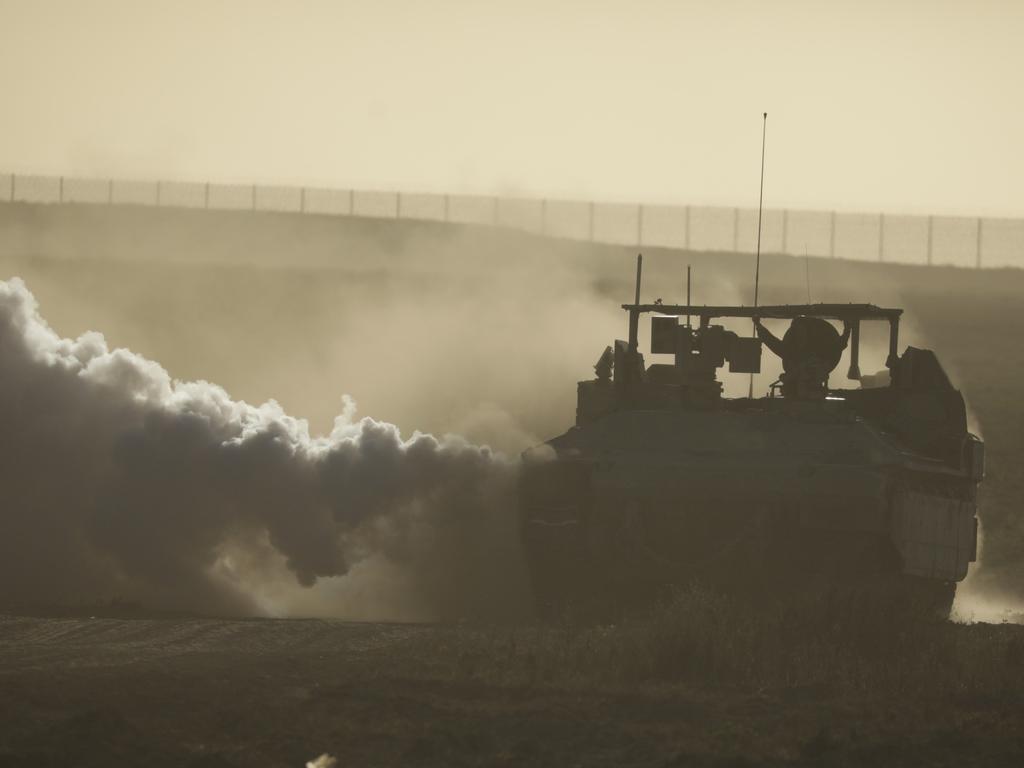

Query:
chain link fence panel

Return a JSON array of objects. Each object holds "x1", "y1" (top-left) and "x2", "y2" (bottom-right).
[
  {"x1": 302, "y1": 188, "x2": 352, "y2": 216},
  {"x1": 735, "y1": 208, "x2": 785, "y2": 254},
  {"x1": 782, "y1": 209, "x2": 832, "y2": 258},
  {"x1": 207, "y1": 184, "x2": 255, "y2": 211},
  {"x1": 396, "y1": 192, "x2": 446, "y2": 222},
  {"x1": 12, "y1": 175, "x2": 61, "y2": 204},
  {"x1": 62, "y1": 178, "x2": 111, "y2": 204},
  {"x1": 156, "y1": 181, "x2": 206, "y2": 209},
  {"x1": 592, "y1": 202, "x2": 640, "y2": 246},
  {"x1": 880, "y1": 215, "x2": 929, "y2": 265},
  {"x1": 112, "y1": 180, "x2": 159, "y2": 206},
  {"x1": 639, "y1": 205, "x2": 687, "y2": 249},
  {"x1": 255, "y1": 185, "x2": 302, "y2": 213},
  {"x1": 352, "y1": 189, "x2": 398, "y2": 219},
  {"x1": 833, "y1": 213, "x2": 883, "y2": 262},
  {"x1": 981, "y1": 219, "x2": 1024, "y2": 268},
  {"x1": 930, "y1": 217, "x2": 979, "y2": 268}
]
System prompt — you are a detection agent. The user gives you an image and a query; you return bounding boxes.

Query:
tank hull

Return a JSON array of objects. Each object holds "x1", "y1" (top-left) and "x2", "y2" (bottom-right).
[{"x1": 519, "y1": 407, "x2": 978, "y2": 618}]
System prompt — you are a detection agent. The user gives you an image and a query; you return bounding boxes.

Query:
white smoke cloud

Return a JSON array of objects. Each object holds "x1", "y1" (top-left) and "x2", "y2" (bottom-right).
[{"x1": 0, "y1": 278, "x2": 528, "y2": 620}]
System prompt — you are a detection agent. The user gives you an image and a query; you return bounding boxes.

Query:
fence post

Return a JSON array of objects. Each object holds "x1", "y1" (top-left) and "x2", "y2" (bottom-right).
[
  {"x1": 976, "y1": 217, "x2": 983, "y2": 268},
  {"x1": 926, "y1": 215, "x2": 933, "y2": 265},
  {"x1": 878, "y1": 213, "x2": 885, "y2": 262},
  {"x1": 732, "y1": 207, "x2": 739, "y2": 252},
  {"x1": 829, "y1": 211, "x2": 836, "y2": 258}
]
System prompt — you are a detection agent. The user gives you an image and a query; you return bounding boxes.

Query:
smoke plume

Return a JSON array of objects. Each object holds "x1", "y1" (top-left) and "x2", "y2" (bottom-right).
[{"x1": 0, "y1": 278, "x2": 527, "y2": 620}]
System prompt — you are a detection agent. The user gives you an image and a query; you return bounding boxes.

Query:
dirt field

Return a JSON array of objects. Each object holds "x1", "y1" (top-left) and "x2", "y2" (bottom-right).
[
  {"x1": 1, "y1": 203, "x2": 1023, "y2": 766},
  {"x1": 1, "y1": 603, "x2": 1023, "y2": 768}
]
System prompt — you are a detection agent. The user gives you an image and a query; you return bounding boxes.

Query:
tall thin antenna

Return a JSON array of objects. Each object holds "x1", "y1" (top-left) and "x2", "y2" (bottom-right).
[
  {"x1": 686, "y1": 264, "x2": 691, "y2": 327},
  {"x1": 628, "y1": 253, "x2": 643, "y2": 352},
  {"x1": 748, "y1": 112, "x2": 768, "y2": 398},
  {"x1": 753, "y1": 112, "x2": 768, "y2": 308},
  {"x1": 634, "y1": 253, "x2": 643, "y2": 305}
]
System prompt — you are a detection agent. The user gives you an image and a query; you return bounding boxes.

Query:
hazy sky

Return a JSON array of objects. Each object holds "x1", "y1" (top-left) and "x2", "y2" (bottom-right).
[{"x1": 2, "y1": 0, "x2": 1022, "y2": 216}]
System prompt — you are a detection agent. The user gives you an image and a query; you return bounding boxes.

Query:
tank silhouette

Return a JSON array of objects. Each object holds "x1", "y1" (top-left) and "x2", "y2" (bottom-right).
[{"x1": 520, "y1": 257, "x2": 983, "y2": 617}]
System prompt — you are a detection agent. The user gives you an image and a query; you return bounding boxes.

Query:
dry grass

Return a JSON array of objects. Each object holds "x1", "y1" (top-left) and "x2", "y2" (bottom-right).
[
  {"x1": 3, "y1": 603, "x2": 1023, "y2": 767},
  {"x1": 407, "y1": 585, "x2": 1024, "y2": 702}
]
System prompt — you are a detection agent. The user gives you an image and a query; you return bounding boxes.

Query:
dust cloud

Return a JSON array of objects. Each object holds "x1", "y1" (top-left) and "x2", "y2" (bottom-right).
[
  {"x1": 0, "y1": 212, "x2": 640, "y2": 620},
  {"x1": 0, "y1": 277, "x2": 532, "y2": 620}
]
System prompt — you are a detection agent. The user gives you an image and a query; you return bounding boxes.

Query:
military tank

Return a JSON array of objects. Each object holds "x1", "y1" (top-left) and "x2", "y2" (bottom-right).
[{"x1": 520, "y1": 257, "x2": 984, "y2": 618}]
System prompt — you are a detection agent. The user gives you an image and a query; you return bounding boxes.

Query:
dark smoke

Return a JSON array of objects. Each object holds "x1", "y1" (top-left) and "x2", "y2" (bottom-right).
[{"x1": 0, "y1": 278, "x2": 527, "y2": 620}]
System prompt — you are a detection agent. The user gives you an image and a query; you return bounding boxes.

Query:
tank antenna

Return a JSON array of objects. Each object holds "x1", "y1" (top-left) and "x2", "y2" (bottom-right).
[
  {"x1": 753, "y1": 112, "x2": 768, "y2": 308},
  {"x1": 634, "y1": 253, "x2": 643, "y2": 305},
  {"x1": 628, "y1": 253, "x2": 644, "y2": 352},
  {"x1": 686, "y1": 264, "x2": 691, "y2": 327},
  {"x1": 748, "y1": 112, "x2": 768, "y2": 398}
]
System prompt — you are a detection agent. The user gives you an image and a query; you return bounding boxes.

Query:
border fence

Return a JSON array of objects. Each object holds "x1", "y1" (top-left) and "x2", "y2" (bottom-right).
[{"x1": 2, "y1": 172, "x2": 1022, "y2": 269}]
